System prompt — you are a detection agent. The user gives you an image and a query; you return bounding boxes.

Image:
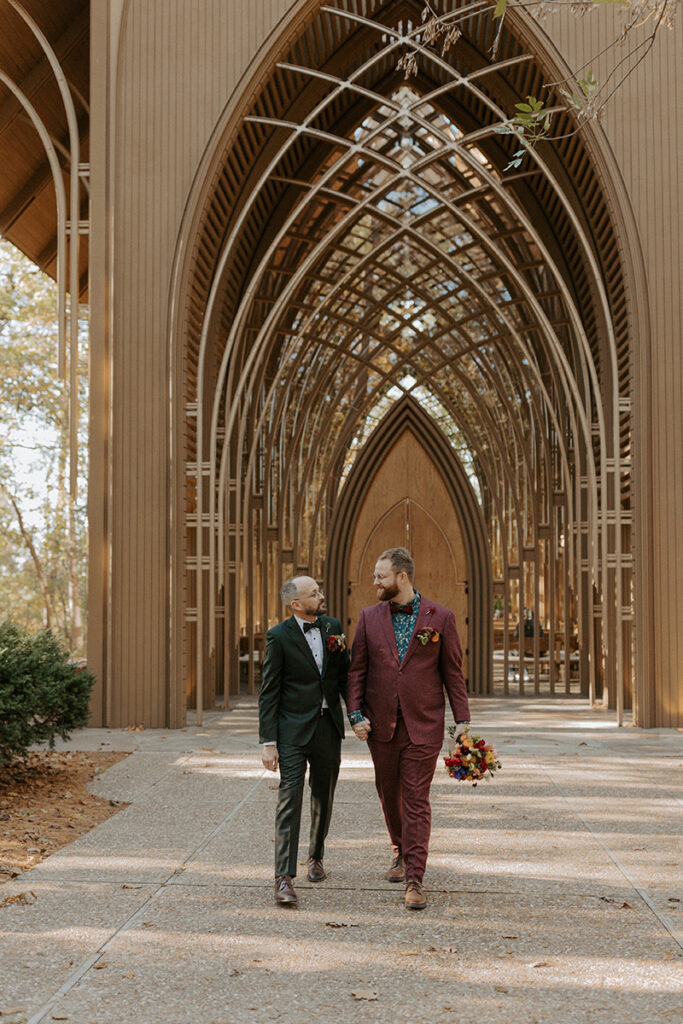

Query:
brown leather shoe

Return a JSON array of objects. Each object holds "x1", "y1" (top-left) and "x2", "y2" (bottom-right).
[
  {"x1": 405, "y1": 880, "x2": 427, "y2": 910},
  {"x1": 307, "y1": 858, "x2": 327, "y2": 882},
  {"x1": 274, "y1": 875, "x2": 298, "y2": 906},
  {"x1": 386, "y1": 853, "x2": 405, "y2": 882}
]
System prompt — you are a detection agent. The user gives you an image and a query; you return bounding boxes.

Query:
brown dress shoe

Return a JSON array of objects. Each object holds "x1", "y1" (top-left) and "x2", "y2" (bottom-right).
[
  {"x1": 405, "y1": 880, "x2": 427, "y2": 910},
  {"x1": 274, "y1": 875, "x2": 298, "y2": 906},
  {"x1": 386, "y1": 853, "x2": 405, "y2": 882},
  {"x1": 307, "y1": 858, "x2": 327, "y2": 882}
]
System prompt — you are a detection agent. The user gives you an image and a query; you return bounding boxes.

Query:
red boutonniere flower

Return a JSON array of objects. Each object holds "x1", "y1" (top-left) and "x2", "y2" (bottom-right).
[
  {"x1": 417, "y1": 626, "x2": 440, "y2": 646},
  {"x1": 426, "y1": 607, "x2": 436, "y2": 615},
  {"x1": 326, "y1": 633, "x2": 347, "y2": 653}
]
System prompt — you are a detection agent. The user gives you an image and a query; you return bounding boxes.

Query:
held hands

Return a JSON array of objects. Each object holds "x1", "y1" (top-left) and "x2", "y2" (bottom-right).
[
  {"x1": 262, "y1": 744, "x2": 279, "y2": 772},
  {"x1": 352, "y1": 717, "x2": 372, "y2": 742}
]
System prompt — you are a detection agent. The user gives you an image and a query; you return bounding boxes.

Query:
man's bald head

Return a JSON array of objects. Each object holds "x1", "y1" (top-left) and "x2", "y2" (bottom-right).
[{"x1": 280, "y1": 575, "x2": 326, "y2": 619}]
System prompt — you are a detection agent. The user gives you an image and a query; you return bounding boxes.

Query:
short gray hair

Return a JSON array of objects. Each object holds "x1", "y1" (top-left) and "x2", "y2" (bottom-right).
[
  {"x1": 378, "y1": 547, "x2": 415, "y2": 581},
  {"x1": 280, "y1": 576, "x2": 301, "y2": 606}
]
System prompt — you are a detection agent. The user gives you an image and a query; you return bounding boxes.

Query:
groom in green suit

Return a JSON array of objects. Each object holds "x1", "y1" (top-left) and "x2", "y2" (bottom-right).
[{"x1": 259, "y1": 575, "x2": 349, "y2": 907}]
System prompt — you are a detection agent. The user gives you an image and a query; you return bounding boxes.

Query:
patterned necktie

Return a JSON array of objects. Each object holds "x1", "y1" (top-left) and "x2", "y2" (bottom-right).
[
  {"x1": 390, "y1": 602, "x2": 414, "y2": 615},
  {"x1": 303, "y1": 618, "x2": 321, "y2": 633}
]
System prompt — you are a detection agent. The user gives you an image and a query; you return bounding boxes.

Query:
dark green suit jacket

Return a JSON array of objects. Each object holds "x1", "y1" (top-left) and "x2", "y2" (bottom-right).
[{"x1": 258, "y1": 615, "x2": 349, "y2": 746}]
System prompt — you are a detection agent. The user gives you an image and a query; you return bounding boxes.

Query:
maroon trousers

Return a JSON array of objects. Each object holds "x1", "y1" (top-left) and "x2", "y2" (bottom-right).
[{"x1": 368, "y1": 717, "x2": 442, "y2": 882}]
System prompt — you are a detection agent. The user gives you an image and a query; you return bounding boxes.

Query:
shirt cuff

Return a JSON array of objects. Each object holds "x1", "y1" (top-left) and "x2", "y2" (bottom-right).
[
  {"x1": 263, "y1": 741, "x2": 277, "y2": 746},
  {"x1": 348, "y1": 710, "x2": 365, "y2": 725}
]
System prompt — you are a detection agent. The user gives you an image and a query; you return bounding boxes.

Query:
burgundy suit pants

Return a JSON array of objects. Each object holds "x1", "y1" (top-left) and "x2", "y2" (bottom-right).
[{"x1": 368, "y1": 717, "x2": 442, "y2": 882}]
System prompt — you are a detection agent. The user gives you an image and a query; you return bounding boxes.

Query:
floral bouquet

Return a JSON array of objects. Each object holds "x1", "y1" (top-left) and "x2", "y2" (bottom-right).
[{"x1": 444, "y1": 727, "x2": 501, "y2": 786}]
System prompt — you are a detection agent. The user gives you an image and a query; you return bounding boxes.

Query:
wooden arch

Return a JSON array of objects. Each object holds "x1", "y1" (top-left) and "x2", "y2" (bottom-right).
[
  {"x1": 327, "y1": 396, "x2": 492, "y2": 695},
  {"x1": 166, "y1": 0, "x2": 641, "y2": 723}
]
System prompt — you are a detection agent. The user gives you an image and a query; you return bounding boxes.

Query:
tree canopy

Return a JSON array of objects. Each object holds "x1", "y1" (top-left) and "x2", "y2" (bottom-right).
[{"x1": 0, "y1": 238, "x2": 87, "y2": 654}]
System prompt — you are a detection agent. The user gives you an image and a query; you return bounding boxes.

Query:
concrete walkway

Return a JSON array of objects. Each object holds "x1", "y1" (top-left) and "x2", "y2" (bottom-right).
[{"x1": 1, "y1": 697, "x2": 681, "y2": 1024}]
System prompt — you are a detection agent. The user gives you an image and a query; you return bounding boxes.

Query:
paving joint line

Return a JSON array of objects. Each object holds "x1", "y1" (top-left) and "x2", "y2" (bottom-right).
[
  {"x1": 26, "y1": 771, "x2": 267, "y2": 1024},
  {"x1": 538, "y1": 760, "x2": 683, "y2": 951}
]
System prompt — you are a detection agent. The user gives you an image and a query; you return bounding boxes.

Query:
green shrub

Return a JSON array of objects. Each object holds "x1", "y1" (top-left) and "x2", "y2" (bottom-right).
[{"x1": 0, "y1": 621, "x2": 95, "y2": 765}]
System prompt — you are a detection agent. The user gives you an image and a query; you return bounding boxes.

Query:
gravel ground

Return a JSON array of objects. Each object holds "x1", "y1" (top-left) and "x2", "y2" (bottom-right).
[{"x1": 0, "y1": 696, "x2": 681, "y2": 1024}]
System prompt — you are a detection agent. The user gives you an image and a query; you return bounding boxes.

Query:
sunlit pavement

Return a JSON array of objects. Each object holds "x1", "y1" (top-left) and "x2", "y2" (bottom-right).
[{"x1": 1, "y1": 696, "x2": 681, "y2": 1024}]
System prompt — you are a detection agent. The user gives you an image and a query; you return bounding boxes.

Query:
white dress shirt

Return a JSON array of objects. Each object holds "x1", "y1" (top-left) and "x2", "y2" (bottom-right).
[{"x1": 295, "y1": 613, "x2": 324, "y2": 674}]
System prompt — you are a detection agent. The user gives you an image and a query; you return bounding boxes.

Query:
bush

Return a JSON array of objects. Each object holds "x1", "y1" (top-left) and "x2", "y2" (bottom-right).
[{"x1": 0, "y1": 621, "x2": 95, "y2": 765}]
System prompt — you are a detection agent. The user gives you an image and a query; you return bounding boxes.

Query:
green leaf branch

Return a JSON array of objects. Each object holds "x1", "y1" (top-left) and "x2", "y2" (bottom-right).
[{"x1": 396, "y1": 0, "x2": 679, "y2": 169}]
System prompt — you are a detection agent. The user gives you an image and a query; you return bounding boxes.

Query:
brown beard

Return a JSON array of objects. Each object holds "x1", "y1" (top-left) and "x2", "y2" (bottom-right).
[{"x1": 377, "y1": 583, "x2": 399, "y2": 602}]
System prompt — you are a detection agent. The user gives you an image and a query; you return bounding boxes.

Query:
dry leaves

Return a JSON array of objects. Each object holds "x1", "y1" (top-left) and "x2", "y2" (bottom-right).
[
  {"x1": 351, "y1": 990, "x2": 378, "y2": 1001},
  {"x1": 0, "y1": 750, "x2": 128, "y2": 882},
  {"x1": 0, "y1": 889, "x2": 36, "y2": 908}
]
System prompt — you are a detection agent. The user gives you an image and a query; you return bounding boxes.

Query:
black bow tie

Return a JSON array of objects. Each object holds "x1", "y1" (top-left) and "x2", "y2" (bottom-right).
[
  {"x1": 390, "y1": 601, "x2": 415, "y2": 615},
  {"x1": 303, "y1": 618, "x2": 321, "y2": 633}
]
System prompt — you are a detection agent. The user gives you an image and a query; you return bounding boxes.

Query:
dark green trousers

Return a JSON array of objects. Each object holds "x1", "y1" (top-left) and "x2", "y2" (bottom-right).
[{"x1": 274, "y1": 711, "x2": 342, "y2": 878}]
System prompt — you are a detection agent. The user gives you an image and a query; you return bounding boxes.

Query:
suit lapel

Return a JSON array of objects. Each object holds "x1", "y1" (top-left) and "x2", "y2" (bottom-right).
[
  {"x1": 378, "y1": 602, "x2": 401, "y2": 665},
  {"x1": 320, "y1": 616, "x2": 330, "y2": 676},
  {"x1": 285, "y1": 615, "x2": 321, "y2": 675},
  {"x1": 399, "y1": 598, "x2": 430, "y2": 670}
]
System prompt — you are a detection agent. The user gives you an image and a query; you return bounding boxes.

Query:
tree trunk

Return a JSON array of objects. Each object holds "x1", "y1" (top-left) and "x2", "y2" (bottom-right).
[{"x1": 4, "y1": 488, "x2": 53, "y2": 628}]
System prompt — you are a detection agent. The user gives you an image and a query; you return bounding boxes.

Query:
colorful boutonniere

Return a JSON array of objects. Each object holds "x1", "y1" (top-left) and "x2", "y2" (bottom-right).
[
  {"x1": 326, "y1": 633, "x2": 347, "y2": 653},
  {"x1": 426, "y1": 607, "x2": 436, "y2": 615},
  {"x1": 416, "y1": 626, "x2": 440, "y2": 646}
]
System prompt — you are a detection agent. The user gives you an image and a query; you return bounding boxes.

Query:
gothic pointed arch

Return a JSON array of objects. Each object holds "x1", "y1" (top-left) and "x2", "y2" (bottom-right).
[
  {"x1": 165, "y1": 0, "x2": 647, "y2": 722},
  {"x1": 327, "y1": 396, "x2": 492, "y2": 694}
]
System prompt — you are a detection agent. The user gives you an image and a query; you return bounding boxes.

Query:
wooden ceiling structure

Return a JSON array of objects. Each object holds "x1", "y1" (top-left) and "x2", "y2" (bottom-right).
[
  {"x1": 0, "y1": 0, "x2": 89, "y2": 508},
  {"x1": 176, "y1": 0, "x2": 634, "y2": 722},
  {"x1": 0, "y1": 0, "x2": 89, "y2": 294}
]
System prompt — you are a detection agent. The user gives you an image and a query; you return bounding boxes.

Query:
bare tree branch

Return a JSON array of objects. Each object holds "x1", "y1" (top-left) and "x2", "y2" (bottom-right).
[{"x1": 2, "y1": 483, "x2": 53, "y2": 629}]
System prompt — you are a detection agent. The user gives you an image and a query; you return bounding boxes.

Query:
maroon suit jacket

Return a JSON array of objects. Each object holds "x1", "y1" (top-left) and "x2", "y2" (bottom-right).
[{"x1": 347, "y1": 598, "x2": 470, "y2": 745}]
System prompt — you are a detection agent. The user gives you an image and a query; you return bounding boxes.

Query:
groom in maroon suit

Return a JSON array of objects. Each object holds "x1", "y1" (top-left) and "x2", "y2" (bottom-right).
[{"x1": 347, "y1": 547, "x2": 470, "y2": 910}]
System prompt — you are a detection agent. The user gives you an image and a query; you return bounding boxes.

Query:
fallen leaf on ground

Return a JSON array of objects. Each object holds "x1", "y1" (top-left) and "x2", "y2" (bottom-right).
[
  {"x1": 493, "y1": 985, "x2": 508, "y2": 993},
  {"x1": 93, "y1": 961, "x2": 108, "y2": 970},
  {"x1": 532, "y1": 961, "x2": 550, "y2": 968},
  {"x1": 351, "y1": 990, "x2": 377, "y2": 1001},
  {"x1": 0, "y1": 890, "x2": 37, "y2": 907},
  {"x1": 502, "y1": 934, "x2": 518, "y2": 939}
]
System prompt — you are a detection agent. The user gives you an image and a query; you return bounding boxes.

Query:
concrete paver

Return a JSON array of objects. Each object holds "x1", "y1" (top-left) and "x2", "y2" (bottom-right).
[{"x1": 0, "y1": 696, "x2": 681, "y2": 1024}]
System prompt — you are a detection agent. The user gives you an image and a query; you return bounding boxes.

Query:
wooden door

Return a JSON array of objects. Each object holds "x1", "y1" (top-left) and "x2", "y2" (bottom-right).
[{"x1": 346, "y1": 429, "x2": 469, "y2": 678}]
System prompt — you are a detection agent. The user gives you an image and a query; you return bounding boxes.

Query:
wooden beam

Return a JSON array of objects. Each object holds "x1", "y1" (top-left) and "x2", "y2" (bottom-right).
[{"x1": 0, "y1": 5, "x2": 89, "y2": 137}]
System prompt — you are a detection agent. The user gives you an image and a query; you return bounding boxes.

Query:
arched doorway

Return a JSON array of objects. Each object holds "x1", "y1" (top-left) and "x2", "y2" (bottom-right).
[
  {"x1": 169, "y1": 0, "x2": 639, "y2": 722},
  {"x1": 347, "y1": 490, "x2": 468, "y2": 668},
  {"x1": 327, "y1": 397, "x2": 492, "y2": 693}
]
